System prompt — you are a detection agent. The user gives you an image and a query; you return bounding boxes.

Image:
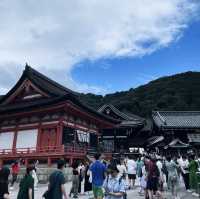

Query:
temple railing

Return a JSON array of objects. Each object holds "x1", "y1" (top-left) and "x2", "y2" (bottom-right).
[
  {"x1": 0, "y1": 145, "x2": 90, "y2": 156},
  {"x1": 64, "y1": 144, "x2": 88, "y2": 155},
  {"x1": 0, "y1": 146, "x2": 65, "y2": 156}
]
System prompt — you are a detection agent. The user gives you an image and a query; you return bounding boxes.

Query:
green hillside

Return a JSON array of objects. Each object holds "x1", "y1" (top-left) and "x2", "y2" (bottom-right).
[{"x1": 79, "y1": 71, "x2": 200, "y2": 117}]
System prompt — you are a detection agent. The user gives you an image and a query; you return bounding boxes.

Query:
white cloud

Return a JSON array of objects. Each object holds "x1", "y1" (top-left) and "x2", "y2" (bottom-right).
[{"x1": 0, "y1": 0, "x2": 199, "y2": 94}]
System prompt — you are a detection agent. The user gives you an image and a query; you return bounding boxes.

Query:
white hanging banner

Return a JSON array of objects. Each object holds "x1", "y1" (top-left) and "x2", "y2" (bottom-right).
[
  {"x1": 0, "y1": 132, "x2": 14, "y2": 149},
  {"x1": 16, "y1": 129, "x2": 38, "y2": 149},
  {"x1": 77, "y1": 130, "x2": 90, "y2": 143}
]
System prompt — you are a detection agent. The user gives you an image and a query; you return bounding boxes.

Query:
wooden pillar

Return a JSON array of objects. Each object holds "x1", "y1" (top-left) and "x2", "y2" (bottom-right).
[
  {"x1": 36, "y1": 123, "x2": 42, "y2": 151},
  {"x1": 48, "y1": 157, "x2": 51, "y2": 167},
  {"x1": 0, "y1": 159, "x2": 3, "y2": 168},
  {"x1": 13, "y1": 127, "x2": 18, "y2": 154},
  {"x1": 57, "y1": 121, "x2": 63, "y2": 146},
  {"x1": 69, "y1": 157, "x2": 73, "y2": 166},
  {"x1": 25, "y1": 159, "x2": 29, "y2": 167}
]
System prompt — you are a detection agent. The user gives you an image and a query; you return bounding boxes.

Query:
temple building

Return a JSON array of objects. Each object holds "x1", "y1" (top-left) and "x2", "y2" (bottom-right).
[
  {"x1": 98, "y1": 104, "x2": 149, "y2": 153},
  {"x1": 151, "y1": 111, "x2": 200, "y2": 154},
  {"x1": 0, "y1": 65, "x2": 118, "y2": 166}
]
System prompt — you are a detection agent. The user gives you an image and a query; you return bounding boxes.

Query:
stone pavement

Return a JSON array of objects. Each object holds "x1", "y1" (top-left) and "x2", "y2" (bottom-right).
[{"x1": 9, "y1": 181, "x2": 199, "y2": 199}]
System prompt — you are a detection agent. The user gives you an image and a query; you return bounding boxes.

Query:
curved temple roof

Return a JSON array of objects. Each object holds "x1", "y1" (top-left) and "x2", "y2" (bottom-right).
[{"x1": 0, "y1": 65, "x2": 119, "y2": 125}]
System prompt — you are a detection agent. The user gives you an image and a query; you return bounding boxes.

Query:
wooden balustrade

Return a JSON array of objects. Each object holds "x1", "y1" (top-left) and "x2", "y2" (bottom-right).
[{"x1": 0, "y1": 145, "x2": 88, "y2": 157}]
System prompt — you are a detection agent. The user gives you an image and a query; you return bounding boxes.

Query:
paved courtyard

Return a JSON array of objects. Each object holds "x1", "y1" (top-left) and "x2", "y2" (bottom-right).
[{"x1": 9, "y1": 181, "x2": 199, "y2": 199}]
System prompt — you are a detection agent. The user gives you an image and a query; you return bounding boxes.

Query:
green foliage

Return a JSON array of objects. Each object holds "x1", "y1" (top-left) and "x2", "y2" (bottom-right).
[{"x1": 79, "y1": 71, "x2": 200, "y2": 117}]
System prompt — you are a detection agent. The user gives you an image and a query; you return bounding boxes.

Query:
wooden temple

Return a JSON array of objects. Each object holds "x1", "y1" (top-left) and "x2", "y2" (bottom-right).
[
  {"x1": 98, "y1": 104, "x2": 149, "y2": 154},
  {"x1": 151, "y1": 111, "x2": 200, "y2": 154},
  {"x1": 0, "y1": 65, "x2": 118, "y2": 166}
]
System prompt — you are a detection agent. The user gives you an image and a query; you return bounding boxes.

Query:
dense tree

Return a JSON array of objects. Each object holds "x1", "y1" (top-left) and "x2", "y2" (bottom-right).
[{"x1": 79, "y1": 71, "x2": 200, "y2": 117}]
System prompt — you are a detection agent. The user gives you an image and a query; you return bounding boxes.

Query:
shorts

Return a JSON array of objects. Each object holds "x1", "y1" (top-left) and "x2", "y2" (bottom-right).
[
  {"x1": 146, "y1": 177, "x2": 158, "y2": 192},
  {"x1": 92, "y1": 185, "x2": 103, "y2": 198},
  {"x1": 128, "y1": 174, "x2": 136, "y2": 180}
]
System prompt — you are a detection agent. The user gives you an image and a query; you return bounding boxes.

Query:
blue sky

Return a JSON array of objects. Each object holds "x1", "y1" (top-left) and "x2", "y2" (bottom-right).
[
  {"x1": 72, "y1": 19, "x2": 200, "y2": 94},
  {"x1": 0, "y1": 1, "x2": 200, "y2": 95}
]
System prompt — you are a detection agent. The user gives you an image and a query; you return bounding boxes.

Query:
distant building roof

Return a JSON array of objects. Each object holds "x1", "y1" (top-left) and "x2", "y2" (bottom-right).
[
  {"x1": 98, "y1": 104, "x2": 145, "y2": 127},
  {"x1": 164, "y1": 138, "x2": 189, "y2": 149},
  {"x1": 152, "y1": 111, "x2": 200, "y2": 129}
]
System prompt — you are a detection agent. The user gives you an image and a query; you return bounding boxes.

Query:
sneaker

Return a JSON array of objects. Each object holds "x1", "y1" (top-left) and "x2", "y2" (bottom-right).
[
  {"x1": 187, "y1": 189, "x2": 192, "y2": 193},
  {"x1": 192, "y1": 192, "x2": 199, "y2": 197},
  {"x1": 10, "y1": 187, "x2": 14, "y2": 190}
]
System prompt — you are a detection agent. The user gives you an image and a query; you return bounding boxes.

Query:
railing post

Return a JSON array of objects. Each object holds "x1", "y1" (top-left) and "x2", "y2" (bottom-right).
[
  {"x1": 0, "y1": 159, "x2": 3, "y2": 168},
  {"x1": 48, "y1": 157, "x2": 51, "y2": 167},
  {"x1": 25, "y1": 159, "x2": 29, "y2": 167}
]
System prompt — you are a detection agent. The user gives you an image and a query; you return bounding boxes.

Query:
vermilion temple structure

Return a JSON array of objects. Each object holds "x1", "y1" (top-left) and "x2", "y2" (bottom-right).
[{"x1": 0, "y1": 65, "x2": 118, "y2": 166}]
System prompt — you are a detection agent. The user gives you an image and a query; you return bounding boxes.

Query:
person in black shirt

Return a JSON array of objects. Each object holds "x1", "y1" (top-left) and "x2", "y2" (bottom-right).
[
  {"x1": 0, "y1": 166, "x2": 10, "y2": 199},
  {"x1": 69, "y1": 161, "x2": 79, "y2": 198}
]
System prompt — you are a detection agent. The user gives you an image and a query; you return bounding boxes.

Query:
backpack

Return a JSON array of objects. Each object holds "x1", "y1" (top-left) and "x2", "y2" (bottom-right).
[{"x1": 105, "y1": 176, "x2": 127, "y2": 199}]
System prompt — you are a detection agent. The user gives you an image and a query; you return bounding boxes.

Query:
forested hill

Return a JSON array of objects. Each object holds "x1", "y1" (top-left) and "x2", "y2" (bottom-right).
[{"x1": 79, "y1": 71, "x2": 200, "y2": 117}]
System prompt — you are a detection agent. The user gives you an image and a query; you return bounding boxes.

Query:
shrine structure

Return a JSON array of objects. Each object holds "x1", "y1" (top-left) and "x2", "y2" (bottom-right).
[
  {"x1": 98, "y1": 104, "x2": 149, "y2": 154},
  {"x1": 0, "y1": 65, "x2": 118, "y2": 166}
]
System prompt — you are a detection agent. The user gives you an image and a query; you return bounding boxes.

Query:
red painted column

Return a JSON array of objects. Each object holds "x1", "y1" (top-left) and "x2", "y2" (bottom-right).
[
  {"x1": 12, "y1": 126, "x2": 18, "y2": 154},
  {"x1": 25, "y1": 159, "x2": 29, "y2": 167},
  {"x1": 36, "y1": 124, "x2": 42, "y2": 151},
  {"x1": 48, "y1": 157, "x2": 51, "y2": 167},
  {"x1": 0, "y1": 159, "x2": 3, "y2": 168},
  {"x1": 57, "y1": 121, "x2": 63, "y2": 146}
]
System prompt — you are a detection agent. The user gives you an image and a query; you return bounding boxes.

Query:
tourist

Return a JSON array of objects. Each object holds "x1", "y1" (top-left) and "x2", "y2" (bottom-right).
[
  {"x1": 146, "y1": 156, "x2": 162, "y2": 199},
  {"x1": 32, "y1": 166, "x2": 38, "y2": 190},
  {"x1": 179, "y1": 156, "x2": 190, "y2": 191},
  {"x1": 136, "y1": 156, "x2": 144, "y2": 195},
  {"x1": 116, "y1": 159, "x2": 127, "y2": 178},
  {"x1": 188, "y1": 154, "x2": 198, "y2": 192},
  {"x1": 127, "y1": 155, "x2": 137, "y2": 189},
  {"x1": 0, "y1": 166, "x2": 10, "y2": 199},
  {"x1": 69, "y1": 161, "x2": 79, "y2": 198},
  {"x1": 10, "y1": 160, "x2": 20, "y2": 190},
  {"x1": 139, "y1": 163, "x2": 147, "y2": 196},
  {"x1": 90, "y1": 153, "x2": 106, "y2": 199},
  {"x1": 84, "y1": 161, "x2": 92, "y2": 195},
  {"x1": 165, "y1": 156, "x2": 179, "y2": 199},
  {"x1": 78, "y1": 162, "x2": 84, "y2": 194},
  {"x1": 103, "y1": 164, "x2": 126, "y2": 199},
  {"x1": 17, "y1": 166, "x2": 34, "y2": 199},
  {"x1": 44, "y1": 159, "x2": 68, "y2": 199}
]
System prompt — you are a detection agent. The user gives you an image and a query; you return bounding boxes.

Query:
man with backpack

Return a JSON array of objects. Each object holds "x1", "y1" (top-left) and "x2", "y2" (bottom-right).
[
  {"x1": 103, "y1": 164, "x2": 126, "y2": 199},
  {"x1": 44, "y1": 159, "x2": 68, "y2": 199}
]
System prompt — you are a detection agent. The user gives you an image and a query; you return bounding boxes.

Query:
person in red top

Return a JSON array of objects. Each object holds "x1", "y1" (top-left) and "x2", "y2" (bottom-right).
[
  {"x1": 146, "y1": 156, "x2": 163, "y2": 199},
  {"x1": 10, "y1": 161, "x2": 20, "y2": 190}
]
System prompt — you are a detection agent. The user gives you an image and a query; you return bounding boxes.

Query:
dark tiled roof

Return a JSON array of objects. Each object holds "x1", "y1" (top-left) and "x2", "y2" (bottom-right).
[
  {"x1": 152, "y1": 111, "x2": 200, "y2": 129},
  {"x1": 165, "y1": 138, "x2": 189, "y2": 148},
  {"x1": 0, "y1": 65, "x2": 119, "y2": 125},
  {"x1": 25, "y1": 66, "x2": 77, "y2": 96},
  {"x1": 188, "y1": 134, "x2": 200, "y2": 143},
  {"x1": 0, "y1": 95, "x2": 4, "y2": 100},
  {"x1": 0, "y1": 65, "x2": 77, "y2": 104},
  {"x1": 98, "y1": 104, "x2": 145, "y2": 127},
  {"x1": 147, "y1": 136, "x2": 164, "y2": 146}
]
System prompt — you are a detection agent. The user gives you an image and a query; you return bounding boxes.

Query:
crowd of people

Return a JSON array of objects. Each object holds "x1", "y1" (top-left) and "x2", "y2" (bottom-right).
[
  {"x1": 0, "y1": 153, "x2": 200, "y2": 199},
  {"x1": 69, "y1": 152, "x2": 200, "y2": 199}
]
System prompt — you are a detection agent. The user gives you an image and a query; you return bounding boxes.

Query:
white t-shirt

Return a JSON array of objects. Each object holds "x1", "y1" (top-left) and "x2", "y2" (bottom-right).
[
  {"x1": 127, "y1": 159, "x2": 137, "y2": 175},
  {"x1": 117, "y1": 164, "x2": 127, "y2": 177}
]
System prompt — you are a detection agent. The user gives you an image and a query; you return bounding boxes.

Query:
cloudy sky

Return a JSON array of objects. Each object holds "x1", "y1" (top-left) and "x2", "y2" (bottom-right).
[{"x1": 0, "y1": 0, "x2": 200, "y2": 95}]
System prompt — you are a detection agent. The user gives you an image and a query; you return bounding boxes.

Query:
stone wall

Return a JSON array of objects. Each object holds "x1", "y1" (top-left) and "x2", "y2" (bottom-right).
[{"x1": 16, "y1": 166, "x2": 73, "y2": 184}]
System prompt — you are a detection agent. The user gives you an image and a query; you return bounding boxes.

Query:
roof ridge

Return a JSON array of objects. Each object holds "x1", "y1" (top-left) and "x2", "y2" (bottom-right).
[
  {"x1": 153, "y1": 110, "x2": 200, "y2": 113},
  {"x1": 98, "y1": 104, "x2": 132, "y2": 120},
  {"x1": 25, "y1": 65, "x2": 77, "y2": 96}
]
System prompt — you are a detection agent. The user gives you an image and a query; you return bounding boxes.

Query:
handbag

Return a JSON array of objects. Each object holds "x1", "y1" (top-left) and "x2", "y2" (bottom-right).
[
  {"x1": 42, "y1": 190, "x2": 51, "y2": 199},
  {"x1": 43, "y1": 171, "x2": 60, "y2": 199}
]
